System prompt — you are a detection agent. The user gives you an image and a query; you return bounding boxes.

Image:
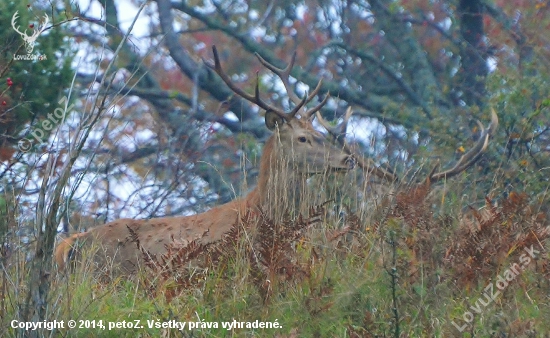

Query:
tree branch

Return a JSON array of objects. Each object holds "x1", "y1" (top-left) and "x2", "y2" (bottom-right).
[
  {"x1": 330, "y1": 41, "x2": 432, "y2": 116},
  {"x1": 369, "y1": 0, "x2": 444, "y2": 114},
  {"x1": 156, "y1": 0, "x2": 257, "y2": 122}
]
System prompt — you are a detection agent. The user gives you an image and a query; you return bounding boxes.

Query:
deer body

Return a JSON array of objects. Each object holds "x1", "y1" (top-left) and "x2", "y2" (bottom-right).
[
  {"x1": 55, "y1": 116, "x2": 353, "y2": 273},
  {"x1": 55, "y1": 195, "x2": 255, "y2": 273},
  {"x1": 55, "y1": 46, "x2": 497, "y2": 275}
]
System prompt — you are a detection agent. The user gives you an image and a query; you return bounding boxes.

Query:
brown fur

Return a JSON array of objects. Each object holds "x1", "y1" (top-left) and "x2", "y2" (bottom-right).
[{"x1": 55, "y1": 117, "x2": 352, "y2": 274}]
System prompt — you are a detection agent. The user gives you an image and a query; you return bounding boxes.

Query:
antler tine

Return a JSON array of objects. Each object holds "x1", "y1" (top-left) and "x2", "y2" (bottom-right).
[
  {"x1": 300, "y1": 80, "x2": 328, "y2": 119},
  {"x1": 286, "y1": 93, "x2": 309, "y2": 119},
  {"x1": 205, "y1": 46, "x2": 290, "y2": 121},
  {"x1": 255, "y1": 51, "x2": 304, "y2": 108},
  {"x1": 315, "y1": 106, "x2": 352, "y2": 143},
  {"x1": 429, "y1": 109, "x2": 498, "y2": 183},
  {"x1": 302, "y1": 91, "x2": 330, "y2": 120},
  {"x1": 316, "y1": 108, "x2": 398, "y2": 182},
  {"x1": 256, "y1": 52, "x2": 328, "y2": 120},
  {"x1": 38, "y1": 14, "x2": 49, "y2": 33},
  {"x1": 251, "y1": 73, "x2": 299, "y2": 122},
  {"x1": 11, "y1": 11, "x2": 25, "y2": 36}
]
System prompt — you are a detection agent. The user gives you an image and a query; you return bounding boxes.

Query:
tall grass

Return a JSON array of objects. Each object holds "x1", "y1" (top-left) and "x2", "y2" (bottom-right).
[{"x1": 3, "y1": 168, "x2": 549, "y2": 337}]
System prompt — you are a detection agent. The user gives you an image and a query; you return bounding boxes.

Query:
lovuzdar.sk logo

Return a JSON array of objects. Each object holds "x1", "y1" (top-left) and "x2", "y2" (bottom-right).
[{"x1": 11, "y1": 10, "x2": 49, "y2": 61}]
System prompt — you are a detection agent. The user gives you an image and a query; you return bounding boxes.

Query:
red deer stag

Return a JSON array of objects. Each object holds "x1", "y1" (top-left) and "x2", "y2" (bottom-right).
[
  {"x1": 55, "y1": 47, "x2": 355, "y2": 273},
  {"x1": 55, "y1": 47, "x2": 498, "y2": 274}
]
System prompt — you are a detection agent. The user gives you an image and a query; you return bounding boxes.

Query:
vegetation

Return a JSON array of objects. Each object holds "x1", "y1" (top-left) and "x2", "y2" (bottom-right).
[
  {"x1": 5, "y1": 181, "x2": 550, "y2": 337},
  {"x1": 1, "y1": 0, "x2": 549, "y2": 337}
]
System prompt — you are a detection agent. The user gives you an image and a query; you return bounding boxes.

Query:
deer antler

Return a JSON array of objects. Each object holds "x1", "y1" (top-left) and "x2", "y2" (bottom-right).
[
  {"x1": 31, "y1": 14, "x2": 49, "y2": 39},
  {"x1": 11, "y1": 12, "x2": 49, "y2": 39},
  {"x1": 316, "y1": 108, "x2": 398, "y2": 181},
  {"x1": 428, "y1": 108, "x2": 498, "y2": 183},
  {"x1": 256, "y1": 52, "x2": 330, "y2": 119},
  {"x1": 205, "y1": 46, "x2": 328, "y2": 121},
  {"x1": 11, "y1": 11, "x2": 27, "y2": 37},
  {"x1": 255, "y1": 52, "x2": 302, "y2": 107},
  {"x1": 318, "y1": 108, "x2": 499, "y2": 183},
  {"x1": 255, "y1": 52, "x2": 328, "y2": 120}
]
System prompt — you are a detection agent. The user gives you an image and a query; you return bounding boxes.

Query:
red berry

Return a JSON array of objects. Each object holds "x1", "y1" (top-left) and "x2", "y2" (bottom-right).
[
  {"x1": 2, "y1": 101, "x2": 6, "y2": 106},
  {"x1": 29, "y1": 24, "x2": 35, "y2": 29}
]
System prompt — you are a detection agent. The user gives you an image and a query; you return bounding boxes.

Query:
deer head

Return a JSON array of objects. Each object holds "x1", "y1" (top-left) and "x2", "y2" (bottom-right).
[
  {"x1": 205, "y1": 46, "x2": 354, "y2": 176},
  {"x1": 206, "y1": 46, "x2": 497, "y2": 189},
  {"x1": 11, "y1": 11, "x2": 49, "y2": 54}
]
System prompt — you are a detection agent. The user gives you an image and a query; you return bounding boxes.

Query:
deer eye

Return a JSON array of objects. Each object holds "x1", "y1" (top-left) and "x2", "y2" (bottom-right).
[{"x1": 298, "y1": 136, "x2": 307, "y2": 143}]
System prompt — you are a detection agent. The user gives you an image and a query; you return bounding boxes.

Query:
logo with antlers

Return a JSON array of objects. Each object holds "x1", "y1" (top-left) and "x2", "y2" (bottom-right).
[{"x1": 11, "y1": 11, "x2": 49, "y2": 54}]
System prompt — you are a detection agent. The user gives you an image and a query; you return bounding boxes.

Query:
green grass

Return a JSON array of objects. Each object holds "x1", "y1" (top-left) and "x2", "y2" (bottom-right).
[{"x1": 2, "y1": 180, "x2": 550, "y2": 338}]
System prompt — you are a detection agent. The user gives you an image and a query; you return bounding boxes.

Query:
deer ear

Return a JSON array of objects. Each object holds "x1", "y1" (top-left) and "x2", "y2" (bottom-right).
[{"x1": 265, "y1": 110, "x2": 285, "y2": 131}]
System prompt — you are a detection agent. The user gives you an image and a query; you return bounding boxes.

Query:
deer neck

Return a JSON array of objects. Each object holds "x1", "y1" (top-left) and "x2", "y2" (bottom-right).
[{"x1": 246, "y1": 134, "x2": 307, "y2": 221}]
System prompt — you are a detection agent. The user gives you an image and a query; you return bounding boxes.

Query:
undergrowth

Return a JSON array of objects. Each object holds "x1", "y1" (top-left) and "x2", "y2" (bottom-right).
[{"x1": 2, "y1": 181, "x2": 550, "y2": 337}]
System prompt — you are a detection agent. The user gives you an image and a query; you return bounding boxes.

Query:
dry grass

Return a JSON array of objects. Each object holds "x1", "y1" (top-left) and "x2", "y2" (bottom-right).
[{"x1": 2, "y1": 170, "x2": 550, "y2": 337}]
